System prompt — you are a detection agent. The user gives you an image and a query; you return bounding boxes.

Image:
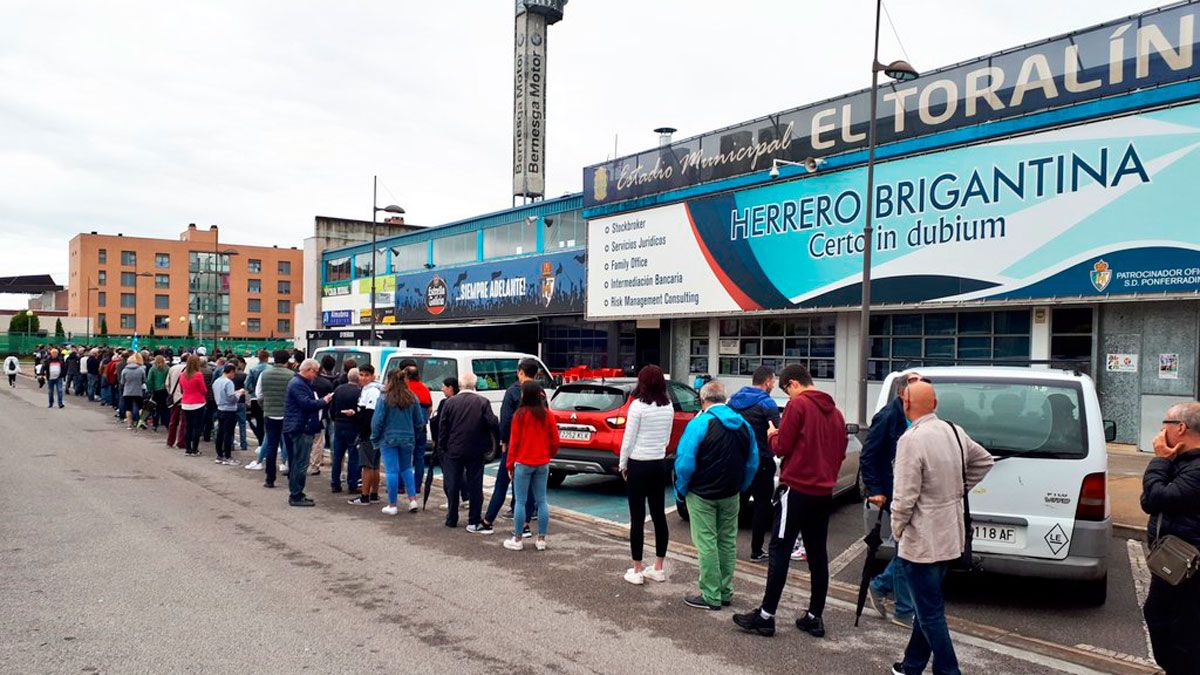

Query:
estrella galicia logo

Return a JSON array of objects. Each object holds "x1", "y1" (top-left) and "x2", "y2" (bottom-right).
[
  {"x1": 425, "y1": 275, "x2": 448, "y2": 316},
  {"x1": 1089, "y1": 259, "x2": 1112, "y2": 292}
]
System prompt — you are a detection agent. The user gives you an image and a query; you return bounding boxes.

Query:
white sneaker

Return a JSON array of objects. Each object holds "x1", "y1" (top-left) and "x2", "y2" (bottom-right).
[
  {"x1": 244, "y1": 461, "x2": 262, "y2": 470},
  {"x1": 623, "y1": 568, "x2": 645, "y2": 585},
  {"x1": 642, "y1": 567, "x2": 667, "y2": 583},
  {"x1": 503, "y1": 537, "x2": 524, "y2": 551},
  {"x1": 790, "y1": 544, "x2": 808, "y2": 561},
  {"x1": 280, "y1": 464, "x2": 289, "y2": 475},
  {"x1": 214, "y1": 458, "x2": 223, "y2": 464},
  {"x1": 535, "y1": 538, "x2": 547, "y2": 551},
  {"x1": 408, "y1": 499, "x2": 419, "y2": 513},
  {"x1": 381, "y1": 505, "x2": 399, "y2": 516}
]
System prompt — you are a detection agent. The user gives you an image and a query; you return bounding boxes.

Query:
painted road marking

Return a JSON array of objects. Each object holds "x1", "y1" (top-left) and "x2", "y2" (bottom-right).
[
  {"x1": 1125, "y1": 538, "x2": 1154, "y2": 660},
  {"x1": 828, "y1": 539, "x2": 867, "y2": 578}
]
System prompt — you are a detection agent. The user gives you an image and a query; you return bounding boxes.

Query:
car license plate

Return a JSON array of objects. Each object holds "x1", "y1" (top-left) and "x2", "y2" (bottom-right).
[
  {"x1": 560, "y1": 429, "x2": 591, "y2": 442},
  {"x1": 972, "y1": 523, "x2": 1022, "y2": 545}
]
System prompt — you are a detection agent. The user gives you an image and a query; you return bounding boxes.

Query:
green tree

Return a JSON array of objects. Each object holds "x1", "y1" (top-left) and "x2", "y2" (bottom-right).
[
  {"x1": 54, "y1": 318, "x2": 65, "y2": 339},
  {"x1": 186, "y1": 322, "x2": 194, "y2": 339},
  {"x1": 99, "y1": 316, "x2": 109, "y2": 337},
  {"x1": 8, "y1": 313, "x2": 40, "y2": 334}
]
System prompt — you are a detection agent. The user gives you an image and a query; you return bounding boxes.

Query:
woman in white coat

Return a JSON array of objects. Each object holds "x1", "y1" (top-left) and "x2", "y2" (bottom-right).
[{"x1": 4, "y1": 355, "x2": 20, "y2": 388}]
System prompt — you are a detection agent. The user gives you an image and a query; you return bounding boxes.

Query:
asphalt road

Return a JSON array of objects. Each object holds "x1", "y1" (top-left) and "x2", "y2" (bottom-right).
[{"x1": 0, "y1": 381, "x2": 1134, "y2": 674}]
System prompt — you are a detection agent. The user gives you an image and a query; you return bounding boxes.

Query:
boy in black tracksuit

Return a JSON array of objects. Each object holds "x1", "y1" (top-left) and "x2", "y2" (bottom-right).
[{"x1": 728, "y1": 366, "x2": 781, "y2": 561}]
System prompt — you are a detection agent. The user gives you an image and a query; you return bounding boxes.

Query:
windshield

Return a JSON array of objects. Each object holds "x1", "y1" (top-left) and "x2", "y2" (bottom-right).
[
  {"x1": 550, "y1": 386, "x2": 628, "y2": 413},
  {"x1": 933, "y1": 379, "x2": 1087, "y2": 459},
  {"x1": 471, "y1": 358, "x2": 551, "y2": 392},
  {"x1": 384, "y1": 357, "x2": 458, "y2": 393},
  {"x1": 313, "y1": 350, "x2": 371, "y2": 373}
]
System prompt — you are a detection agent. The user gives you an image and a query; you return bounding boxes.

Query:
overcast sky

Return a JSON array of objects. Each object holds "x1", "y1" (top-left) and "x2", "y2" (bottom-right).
[{"x1": 0, "y1": 0, "x2": 1167, "y2": 308}]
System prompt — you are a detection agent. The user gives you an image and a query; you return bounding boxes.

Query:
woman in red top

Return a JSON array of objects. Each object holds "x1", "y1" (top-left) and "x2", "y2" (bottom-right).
[
  {"x1": 503, "y1": 381, "x2": 559, "y2": 552},
  {"x1": 179, "y1": 355, "x2": 209, "y2": 456}
]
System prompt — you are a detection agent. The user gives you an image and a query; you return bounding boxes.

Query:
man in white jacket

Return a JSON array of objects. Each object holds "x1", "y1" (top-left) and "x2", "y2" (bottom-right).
[{"x1": 4, "y1": 355, "x2": 19, "y2": 388}]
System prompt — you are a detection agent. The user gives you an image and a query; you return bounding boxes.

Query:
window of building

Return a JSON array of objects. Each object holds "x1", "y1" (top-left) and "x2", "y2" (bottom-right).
[
  {"x1": 120, "y1": 293, "x2": 136, "y2": 308},
  {"x1": 277, "y1": 319, "x2": 291, "y2": 334},
  {"x1": 278, "y1": 260, "x2": 291, "y2": 275},
  {"x1": 155, "y1": 253, "x2": 170, "y2": 268},
  {"x1": 247, "y1": 298, "x2": 261, "y2": 313},
  {"x1": 689, "y1": 320, "x2": 710, "y2": 374},
  {"x1": 154, "y1": 274, "x2": 169, "y2": 289},
  {"x1": 154, "y1": 294, "x2": 169, "y2": 310},
  {"x1": 539, "y1": 317, "x2": 633, "y2": 371},
  {"x1": 484, "y1": 219, "x2": 538, "y2": 259},
  {"x1": 277, "y1": 280, "x2": 291, "y2": 295},
  {"x1": 247, "y1": 279, "x2": 261, "y2": 294},
  {"x1": 277, "y1": 300, "x2": 291, "y2": 314},
  {"x1": 246, "y1": 318, "x2": 261, "y2": 333},
  {"x1": 120, "y1": 271, "x2": 136, "y2": 287},
  {"x1": 97, "y1": 270, "x2": 107, "y2": 286},
  {"x1": 248, "y1": 258, "x2": 262, "y2": 274},
  {"x1": 121, "y1": 250, "x2": 136, "y2": 266},
  {"x1": 120, "y1": 314, "x2": 136, "y2": 330},
  {"x1": 97, "y1": 292, "x2": 107, "y2": 307},
  {"x1": 1050, "y1": 307, "x2": 1094, "y2": 372},
  {"x1": 324, "y1": 256, "x2": 351, "y2": 282},
  {"x1": 353, "y1": 253, "x2": 373, "y2": 279},
  {"x1": 433, "y1": 232, "x2": 477, "y2": 266},
  {"x1": 717, "y1": 316, "x2": 836, "y2": 379},
  {"x1": 390, "y1": 243, "x2": 427, "y2": 273},
  {"x1": 154, "y1": 315, "x2": 170, "y2": 330},
  {"x1": 868, "y1": 310, "x2": 1032, "y2": 380},
  {"x1": 98, "y1": 249, "x2": 107, "y2": 264},
  {"x1": 547, "y1": 210, "x2": 587, "y2": 250}
]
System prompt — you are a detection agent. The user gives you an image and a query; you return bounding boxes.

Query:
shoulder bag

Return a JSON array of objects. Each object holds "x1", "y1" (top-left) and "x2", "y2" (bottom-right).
[
  {"x1": 1146, "y1": 513, "x2": 1200, "y2": 585},
  {"x1": 947, "y1": 422, "x2": 977, "y2": 571}
]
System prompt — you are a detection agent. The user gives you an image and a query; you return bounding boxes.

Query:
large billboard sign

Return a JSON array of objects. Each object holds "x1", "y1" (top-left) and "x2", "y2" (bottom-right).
[
  {"x1": 584, "y1": 3, "x2": 1199, "y2": 207},
  {"x1": 394, "y1": 249, "x2": 585, "y2": 321},
  {"x1": 586, "y1": 104, "x2": 1200, "y2": 319}
]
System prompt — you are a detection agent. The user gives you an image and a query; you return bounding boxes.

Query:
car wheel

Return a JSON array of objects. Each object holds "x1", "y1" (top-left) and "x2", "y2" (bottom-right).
[
  {"x1": 1079, "y1": 575, "x2": 1107, "y2": 606},
  {"x1": 483, "y1": 439, "x2": 499, "y2": 464},
  {"x1": 547, "y1": 470, "x2": 568, "y2": 489}
]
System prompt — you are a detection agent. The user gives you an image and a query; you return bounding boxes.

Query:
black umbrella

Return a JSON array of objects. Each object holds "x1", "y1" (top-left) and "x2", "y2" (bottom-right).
[
  {"x1": 422, "y1": 450, "x2": 438, "y2": 510},
  {"x1": 855, "y1": 508, "x2": 886, "y2": 627}
]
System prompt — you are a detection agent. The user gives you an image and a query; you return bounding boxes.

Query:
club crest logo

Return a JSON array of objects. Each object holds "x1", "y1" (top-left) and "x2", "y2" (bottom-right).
[
  {"x1": 539, "y1": 261, "x2": 556, "y2": 307},
  {"x1": 1090, "y1": 260, "x2": 1112, "y2": 292},
  {"x1": 592, "y1": 167, "x2": 608, "y2": 202}
]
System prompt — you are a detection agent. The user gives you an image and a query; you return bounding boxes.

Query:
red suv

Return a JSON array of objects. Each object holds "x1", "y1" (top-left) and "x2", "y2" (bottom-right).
[{"x1": 546, "y1": 378, "x2": 702, "y2": 487}]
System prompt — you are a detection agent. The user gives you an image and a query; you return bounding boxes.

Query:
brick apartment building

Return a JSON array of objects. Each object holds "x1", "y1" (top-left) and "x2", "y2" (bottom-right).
[{"x1": 67, "y1": 224, "x2": 304, "y2": 339}]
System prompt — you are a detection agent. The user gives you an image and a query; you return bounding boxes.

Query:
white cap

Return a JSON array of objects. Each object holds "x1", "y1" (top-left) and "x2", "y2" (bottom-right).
[{"x1": 196, "y1": 346, "x2": 207, "y2": 356}]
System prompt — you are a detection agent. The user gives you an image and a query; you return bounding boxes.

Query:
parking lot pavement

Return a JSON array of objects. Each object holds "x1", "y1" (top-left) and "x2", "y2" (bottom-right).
[
  {"x1": 550, "y1": 472, "x2": 1158, "y2": 672},
  {"x1": 2, "y1": 386, "x2": 1079, "y2": 675}
]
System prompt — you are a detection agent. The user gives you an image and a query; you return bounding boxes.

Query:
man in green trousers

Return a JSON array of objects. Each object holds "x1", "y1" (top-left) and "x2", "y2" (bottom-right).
[{"x1": 674, "y1": 380, "x2": 759, "y2": 610}]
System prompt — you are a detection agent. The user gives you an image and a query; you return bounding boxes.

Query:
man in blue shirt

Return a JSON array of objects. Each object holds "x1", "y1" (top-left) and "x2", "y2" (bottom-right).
[
  {"x1": 212, "y1": 364, "x2": 243, "y2": 466},
  {"x1": 283, "y1": 359, "x2": 332, "y2": 507}
]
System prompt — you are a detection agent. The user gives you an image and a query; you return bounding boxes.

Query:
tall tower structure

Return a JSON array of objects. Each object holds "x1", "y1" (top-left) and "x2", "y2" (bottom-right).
[{"x1": 512, "y1": 0, "x2": 567, "y2": 201}]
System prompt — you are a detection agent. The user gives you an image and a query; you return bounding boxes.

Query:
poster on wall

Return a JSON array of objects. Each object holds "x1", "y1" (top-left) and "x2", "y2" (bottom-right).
[
  {"x1": 392, "y1": 249, "x2": 585, "y2": 321},
  {"x1": 587, "y1": 104, "x2": 1200, "y2": 319},
  {"x1": 1106, "y1": 353, "x2": 1139, "y2": 373},
  {"x1": 1159, "y1": 353, "x2": 1180, "y2": 379}
]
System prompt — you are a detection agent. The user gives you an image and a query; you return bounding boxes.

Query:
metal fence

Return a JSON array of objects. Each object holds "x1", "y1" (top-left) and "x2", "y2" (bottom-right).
[{"x1": 0, "y1": 332, "x2": 294, "y2": 356}]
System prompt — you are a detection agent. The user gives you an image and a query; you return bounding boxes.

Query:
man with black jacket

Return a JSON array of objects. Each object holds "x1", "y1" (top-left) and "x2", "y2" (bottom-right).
[
  {"x1": 1141, "y1": 401, "x2": 1200, "y2": 675},
  {"x1": 729, "y1": 366, "x2": 781, "y2": 563},
  {"x1": 328, "y1": 368, "x2": 362, "y2": 494},
  {"x1": 436, "y1": 373, "x2": 499, "y2": 531},
  {"x1": 480, "y1": 358, "x2": 539, "y2": 534},
  {"x1": 860, "y1": 371, "x2": 923, "y2": 627}
]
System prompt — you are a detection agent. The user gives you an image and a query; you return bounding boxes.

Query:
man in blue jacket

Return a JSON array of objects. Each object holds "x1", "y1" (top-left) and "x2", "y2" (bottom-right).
[
  {"x1": 283, "y1": 358, "x2": 332, "y2": 507},
  {"x1": 729, "y1": 366, "x2": 781, "y2": 562},
  {"x1": 675, "y1": 381, "x2": 758, "y2": 611},
  {"x1": 860, "y1": 370, "x2": 923, "y2": 626}
]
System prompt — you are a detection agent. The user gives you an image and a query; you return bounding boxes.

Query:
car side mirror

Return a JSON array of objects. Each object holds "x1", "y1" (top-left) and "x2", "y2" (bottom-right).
[
  {"x1": 552, "y1": 375, "x2": 564, "y2": 388},
  {"x1": 1103, "y1": 420, "x2": 1117, "y2": 443},
  {"x1": 845, "y1": 423, "x2": 860, "y2": 435}
]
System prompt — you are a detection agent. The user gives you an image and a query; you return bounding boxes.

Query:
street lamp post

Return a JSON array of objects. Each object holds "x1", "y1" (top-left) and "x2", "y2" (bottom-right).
[
  {"x1": 197, "y1": 314, "x2": 205, "y2": 348},
  {"x1": 857, "y1": 0, "x2": 919, "y2": 425},
  {"x1": 25, "y1": 310, "x2": 34, "y2": 339},
  {"x1": 370, "y1": 175, "x2": 405, "y2": 344},
  {"x1": 84, "y1": 277, "x2": 99, "y2": 340}
]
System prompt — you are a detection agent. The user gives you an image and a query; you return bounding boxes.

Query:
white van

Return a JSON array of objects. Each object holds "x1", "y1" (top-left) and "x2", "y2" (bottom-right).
[
  {"x1": 380, "y1": 348, "x2": 554, "y2": 414},
  {"x1": 309, "y1": 346, "x2": 404, "y2": 375},
  {"x1": 873, "y1": 367, "x2": 1115, "y2": 604}
]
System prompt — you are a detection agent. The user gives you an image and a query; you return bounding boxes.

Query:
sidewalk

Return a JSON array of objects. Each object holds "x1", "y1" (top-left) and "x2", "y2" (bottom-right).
[{"x1": 1108, "y1": 443, "x2": 1150, "y2": 538}]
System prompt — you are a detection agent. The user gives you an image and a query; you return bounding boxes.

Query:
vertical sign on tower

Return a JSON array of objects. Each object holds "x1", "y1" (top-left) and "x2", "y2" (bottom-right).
[{"x1": 513, "y1": 0, "x2": 566, "y2": 199}]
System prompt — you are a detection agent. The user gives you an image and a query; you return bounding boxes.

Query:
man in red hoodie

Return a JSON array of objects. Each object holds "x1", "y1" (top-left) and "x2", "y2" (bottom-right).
[{"x1": 733, "y1": 364, "x2": 848, "y2": 639}]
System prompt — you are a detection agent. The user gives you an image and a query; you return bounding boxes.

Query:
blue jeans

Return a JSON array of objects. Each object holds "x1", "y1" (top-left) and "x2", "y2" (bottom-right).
[
  {"x1": 285, "y1": 432, "x2": 314, "y2": 502},
  {"x1": 47, "y1": 378, "x2": 63, "y2": 407},
  {"x1": 485, "y1": 450, "x2": 535, "y2": 525},
  {"x1": 87, "y1": 373, "x2": 99, "y2": 401},
  {"x1": 898, "y1": 559, "x2": 959, "y2": 675},
  {"x1": 236, "y1": 404, "x2": 248, "y2": 450},
  {"x1": 331, "y1": 423, "x2": 361, "y2": 491},
  {"x1": 381, "y1": 442, "x2": 416, "y2": 505},
  {"x1": 872, "y1": 556, "x2": 914, "y2": 619},
  {"x1": 262, "y1": 418, "x2": 290, "y2": 485},
  {"x1": 512, "y1": 463, "x2": 550, "y2": 537},
  {"x1": 412, "y1": 433, "x2": 426, "y2": 495}
]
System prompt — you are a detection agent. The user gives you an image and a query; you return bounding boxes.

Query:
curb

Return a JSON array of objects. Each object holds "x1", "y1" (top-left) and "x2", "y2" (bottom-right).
[{"x1": 1114, "y1": 523, "x2": 1148, "y2": 541}]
